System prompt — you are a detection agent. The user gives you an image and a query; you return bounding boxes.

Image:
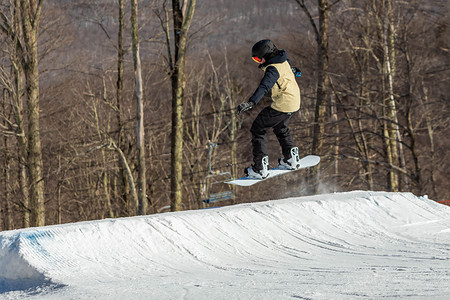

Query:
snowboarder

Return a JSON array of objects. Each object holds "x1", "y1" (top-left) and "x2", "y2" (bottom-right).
[{"x1": 236, "y1": 39, "x2": 302, "y2": 179}]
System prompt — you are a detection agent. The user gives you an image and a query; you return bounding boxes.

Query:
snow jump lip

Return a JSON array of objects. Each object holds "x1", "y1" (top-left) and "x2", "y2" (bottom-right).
[{"x1": 1, "y1": 191, "x2": 450, "y2": 299}]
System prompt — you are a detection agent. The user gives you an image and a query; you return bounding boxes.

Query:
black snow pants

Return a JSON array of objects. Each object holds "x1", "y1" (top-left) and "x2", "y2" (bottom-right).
[{"x1": 250, "y1": 106, "x2": 296, "y2": 171}]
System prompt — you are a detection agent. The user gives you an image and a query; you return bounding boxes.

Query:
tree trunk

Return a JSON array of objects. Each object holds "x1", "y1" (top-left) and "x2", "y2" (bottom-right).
[
  {"x1": 230, "y1": 97, "x2": 238, "y2": 204},
  {"x1": 402, "y1": 40, "x2": 421, "y2": 192},
  {"x1": 312, "y1": 0, "x2": 330, "y2": 158},
  {"x1": 131, "y1": 0, "x2": 147, "y2": 215},
  {"x1": 170, "y1": 0, "x2": 196, "y2": 212},
  {"x1": 20, "y1": 0, "x2": 45, "y2": 226},
  {"x1": 295, "y1": 0, "x2": 331, "y2": 157},
  {"x1": 382, "y1": 0, "x2": 400, "y2": 192},
  {"x1": 13, "y1": 53, "x2": 31, "y2": 227},
  {"x1": 330, "y1": 93, "x2": 339, "y2": 188},
  {"x1": 1, "y1": 95, "x2": 13, "y2": 230},
  {"x1": 421, "y1": 86, "x2": 437, "y2": 197},
  {"x1": 110, "y1": 142, "x2": 139, "y2": 209},
  {"x1": 116, "y1": 0, "x2": 128, "y2": 216},
  {"x1": 92, "y1": 95, "x2": 113, "y2": 219},
  {"x1": 295, "y1": 0, "x2": 337, "y2": 193}
]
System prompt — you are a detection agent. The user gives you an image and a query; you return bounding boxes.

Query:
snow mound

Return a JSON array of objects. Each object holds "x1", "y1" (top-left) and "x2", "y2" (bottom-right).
[
  {"x1": 0, "y1": 232, "x2": 52, "y2": 293},
  {"x1": 1, "y1": 191, "x2": 450, "y2": 299}
]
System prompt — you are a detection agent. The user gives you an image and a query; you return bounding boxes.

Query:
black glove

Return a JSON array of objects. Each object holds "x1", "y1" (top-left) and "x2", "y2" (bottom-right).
[
  {"x1": 236, "y1": 101, "x2": 254, "y2": 115},
  {"x1": 291, "y1": 67, "x2": 302, "y2": 77}
]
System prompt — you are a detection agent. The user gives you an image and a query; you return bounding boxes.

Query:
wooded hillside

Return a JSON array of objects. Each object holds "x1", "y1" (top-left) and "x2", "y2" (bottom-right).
[{"x1": 1, "y1": 0, "x2": 449, "y2": 229}]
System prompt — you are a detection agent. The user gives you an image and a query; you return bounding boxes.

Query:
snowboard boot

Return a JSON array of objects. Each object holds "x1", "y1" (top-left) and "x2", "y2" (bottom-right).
[
  {"x1": 245, "y1": 156, "x2": 269, "y2": 179},
  {"x1": 278, "y1": 147, "x2": 301, "y2": 170}
]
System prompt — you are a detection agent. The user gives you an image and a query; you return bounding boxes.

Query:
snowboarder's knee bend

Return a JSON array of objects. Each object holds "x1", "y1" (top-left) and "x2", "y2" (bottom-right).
[{"x1": 273, "y1": 126, "x2": 290, "y2": 138}]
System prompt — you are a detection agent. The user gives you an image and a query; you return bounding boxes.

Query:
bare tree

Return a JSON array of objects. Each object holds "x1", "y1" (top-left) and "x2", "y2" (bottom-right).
[
  {"x1": 1, "y1": 90, "x2": 14, "y2": 230},
  {"x1": 0, "y1": 0, "x2": 46, "y2": 227},
  {"x1": 164, "y1": 0, "x2": 197, "y2": 211},
  {"x1": 116, "y1": 0, "x2": 129, "y2": 215},
  {"x1": 21, "y1": 0, "x2": 45, "y2": 226},
  {"x1": 294, "y1": 0, "x2": 341, "y2": 157},
  {"x1": 0, "y1": 19, "x2": 31, "y2": 227},
  {"x1": 131, "y1": 0, "x2": 147, "y2": 215}
]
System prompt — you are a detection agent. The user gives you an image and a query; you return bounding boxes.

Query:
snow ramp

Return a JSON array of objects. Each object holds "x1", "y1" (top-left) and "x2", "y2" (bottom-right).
[{"x1": 1, "y1": 191, "x2": 450, "y2": 299}]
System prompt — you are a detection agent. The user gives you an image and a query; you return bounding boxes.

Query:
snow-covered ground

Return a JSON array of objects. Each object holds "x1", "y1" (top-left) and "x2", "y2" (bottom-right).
[{"x1": 1, "y1": 191, "x2": 450, "y2": 299}]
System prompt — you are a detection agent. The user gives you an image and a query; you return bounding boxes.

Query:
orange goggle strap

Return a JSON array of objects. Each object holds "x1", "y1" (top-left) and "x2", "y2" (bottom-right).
[{"x1": 252, "y1": 56, "x2": 263, "y2": 63}]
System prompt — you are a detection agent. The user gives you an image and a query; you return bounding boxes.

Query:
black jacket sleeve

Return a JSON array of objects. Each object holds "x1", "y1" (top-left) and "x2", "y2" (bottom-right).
[{"x1": 249, "y1": 66, "x2": 280, "y2": 105}]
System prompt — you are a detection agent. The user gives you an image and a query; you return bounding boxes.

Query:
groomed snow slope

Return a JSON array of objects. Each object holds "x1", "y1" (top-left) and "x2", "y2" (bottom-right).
[{"x1": 1, "y1": 191, "x2": 450, "y2": 299}]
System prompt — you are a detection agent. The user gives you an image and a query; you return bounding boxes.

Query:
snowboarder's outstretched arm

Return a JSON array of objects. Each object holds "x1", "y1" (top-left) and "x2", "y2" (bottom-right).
[
  {"x1": 248, "y1": 66, "x2": 279, "y2": 105},
  {"x1": 236, "y1": 66, "x2": 279, "y2": 115}
]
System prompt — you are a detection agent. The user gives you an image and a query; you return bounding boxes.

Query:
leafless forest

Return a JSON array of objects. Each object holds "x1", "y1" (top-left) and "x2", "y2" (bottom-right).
[{"x1": 1, "y1": 0, "x2": 449, "y2": 230}]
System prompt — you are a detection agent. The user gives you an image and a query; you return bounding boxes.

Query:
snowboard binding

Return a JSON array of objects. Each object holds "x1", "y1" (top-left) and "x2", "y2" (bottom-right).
[
  {"x1": 245, "y1": 156, "x2": 269, "y2": 179},
  {"x1": 278, "y1": 147, "x2": 301, "y2": 170}
]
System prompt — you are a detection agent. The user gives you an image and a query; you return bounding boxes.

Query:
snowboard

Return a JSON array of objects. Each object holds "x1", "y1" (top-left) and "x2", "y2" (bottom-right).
[{"x1": 227, "y1": 155, "x2": 320, "y2": 187}]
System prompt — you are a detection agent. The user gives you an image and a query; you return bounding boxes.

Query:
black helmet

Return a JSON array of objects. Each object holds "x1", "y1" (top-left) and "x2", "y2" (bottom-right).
[{"x1": 252, "y1": 39, "x2": 277, "y2": 60}]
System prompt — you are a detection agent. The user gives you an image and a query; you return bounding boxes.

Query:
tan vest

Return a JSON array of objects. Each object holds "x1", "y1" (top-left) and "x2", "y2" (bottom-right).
[{"x1": 262, "y1": 61, "x2": 301, "y2": 113}]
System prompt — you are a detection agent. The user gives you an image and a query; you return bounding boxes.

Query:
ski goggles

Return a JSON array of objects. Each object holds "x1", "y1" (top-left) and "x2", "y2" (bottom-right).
[{"x1": 252, "y1": 56, "x2": 263, "y2": 63}]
